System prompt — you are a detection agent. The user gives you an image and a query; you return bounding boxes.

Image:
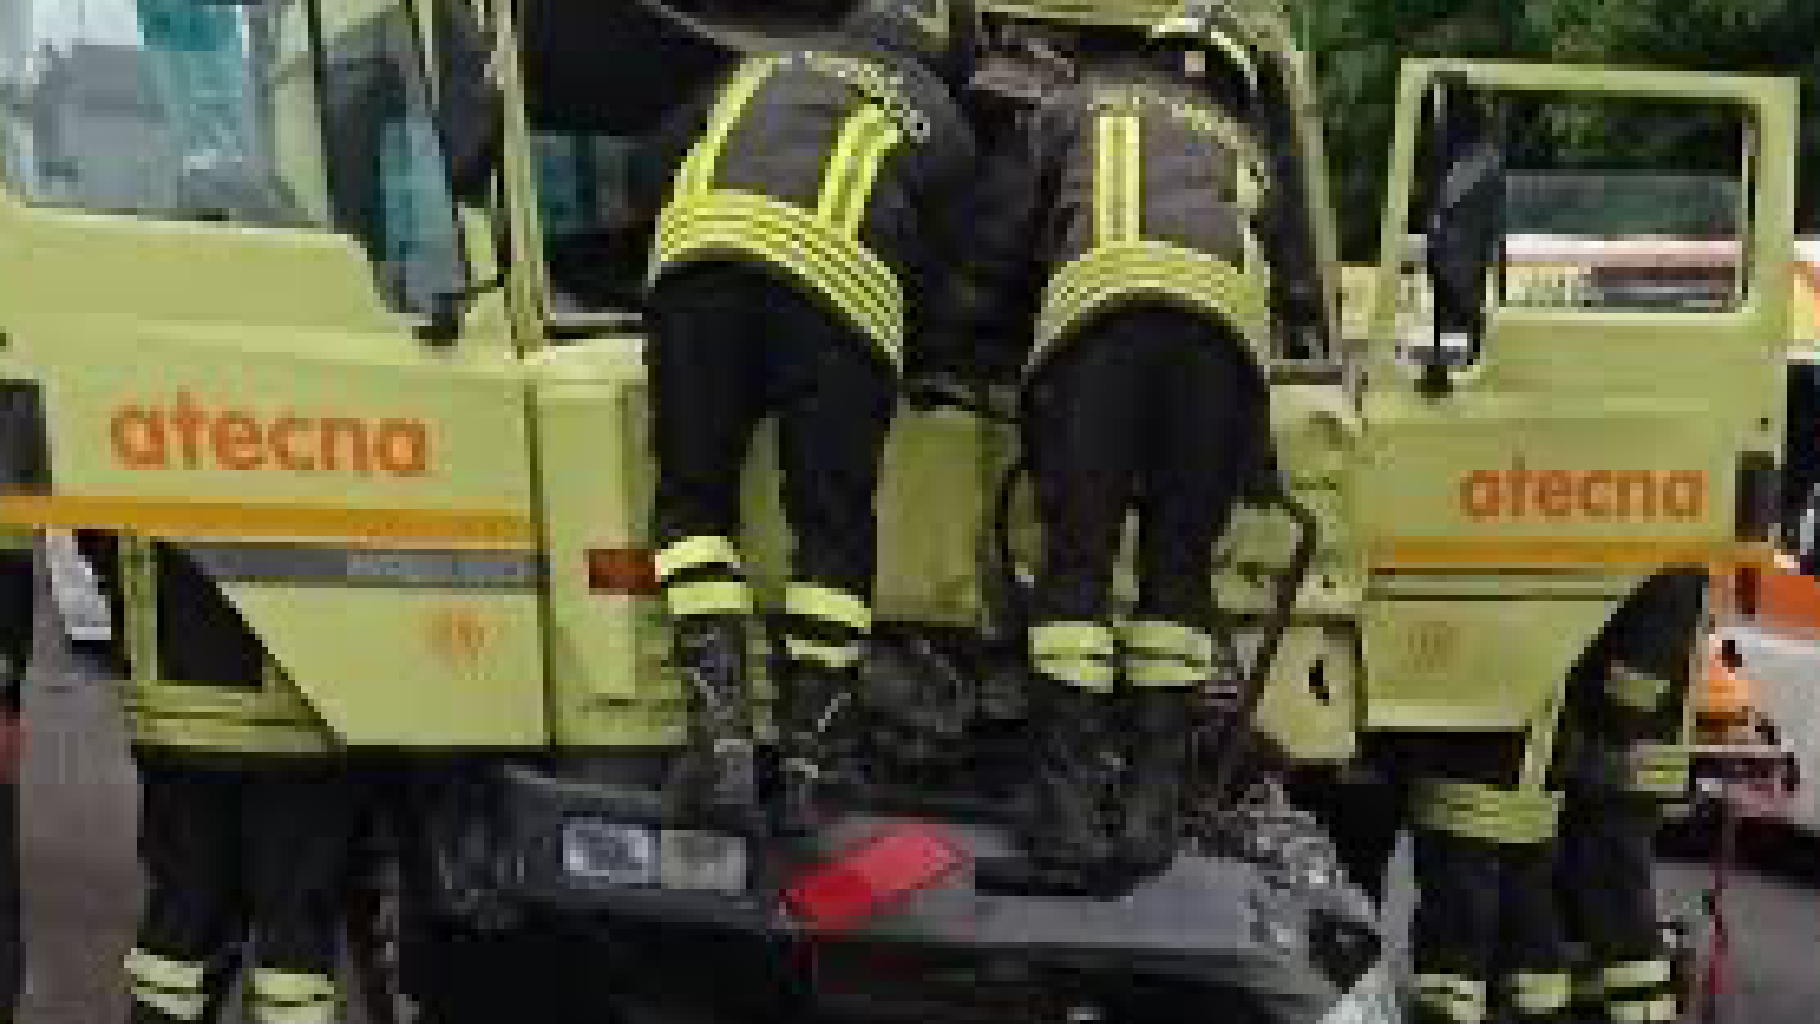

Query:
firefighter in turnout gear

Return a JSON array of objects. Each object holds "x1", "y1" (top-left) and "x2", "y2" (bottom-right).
[
  {"x1": 640, "y1": 0, "x2": 980, "y2": 835},
  {"x1": 1546, "y1": 571, "x2": 1705, "y2": 1024},
  {"x1": 933, "y1": 1, "x2": 1276, "y2": 875},
  {"x1": 1388, "y1": 82, "x2": 1579, "y2": 1024},
  {"x1": 70, "y1": 533, "x2": 364, "y2": 1024},
  {"x1": 0, "y1": 531, "x2": 30, "y2": 1023}
]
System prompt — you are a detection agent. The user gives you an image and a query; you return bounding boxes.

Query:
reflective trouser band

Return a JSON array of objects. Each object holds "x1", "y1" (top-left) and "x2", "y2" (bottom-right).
[
  {"x1": 250, "y1": 969, "x2": 336, "y2": 1024},
  {"x1": 1626, "y1": 744, "x2": 1691, "y2": 797},
  {"x1": 1508, "y1": 971, "x2": 1574, "y2": 1015},
  {"x1": 1413, "y1": 974, "x2": 1488, "y2": 1024},
  {"x1": 654, "y1": 192, "x2": 905, "y2": 368},
  {"x1": 785, "y1": 584, "x2": 872, "y2": 632},
  {"x1": 655, "y1": 535, "x2": 742, "y2": 582},
  {"x1": 1602, "y1": 960, "x2": 1673, "y2": 991},
  {"x1": 1031, "y1": 622, "x2": 1117, "y2": 691},
  {"x1": 0, "y1": 528, "x2": 32, "y2": 550},
  {"x1": 1607, "y1": 664, "x2": 1671, "y2": 712},
  {"x1": 1122, "y1": 620, "x2": 1214, "y2": 687},
  {"x1": 785, "y1": 634, "x2": 863, "y2": 670},
  {"x1": 817, "y1": 102, "x2": 903, "y2": 238},
  {"x1": 1032, "y1": 241, "x2": 1271, "y2": 376},
  {"x1": 664, "y1": 580, "x2": 753, "y2": 618},
  {"x1": 125, "y1": 948, "x2": 208, "y2": 1021},
  {"x1": 1609, "y1": 996, "x2": 1678, "y2": 1023},
  {"x1": 1413, "y1": 780, "x2": 1563, "y2": 844}
]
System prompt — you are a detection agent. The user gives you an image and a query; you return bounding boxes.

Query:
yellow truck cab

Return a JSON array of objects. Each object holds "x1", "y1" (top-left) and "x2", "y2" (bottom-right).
[{"x1": 0, "y1": 2, "x2": 1794, "y2": 1021}]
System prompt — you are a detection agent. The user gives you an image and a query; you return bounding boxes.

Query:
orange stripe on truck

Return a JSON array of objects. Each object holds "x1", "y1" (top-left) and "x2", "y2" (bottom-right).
[
  {"x1": 0, "y1": 495, "x2": 534, "y2": 547},
  {"x1": 1372, "y1": 538, "x2": 1773, "y2": 570}
]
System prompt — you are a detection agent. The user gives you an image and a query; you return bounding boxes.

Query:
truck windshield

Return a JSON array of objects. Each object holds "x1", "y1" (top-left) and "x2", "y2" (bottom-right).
[{"x1": 0, "y1": 0, "x2": 466, "y2": 319}]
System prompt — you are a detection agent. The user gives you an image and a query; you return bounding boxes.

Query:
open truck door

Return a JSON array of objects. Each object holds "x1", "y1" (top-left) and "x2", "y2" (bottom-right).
[{"x1": 0, "y1": 0, "x2": 546, "y2": 750}]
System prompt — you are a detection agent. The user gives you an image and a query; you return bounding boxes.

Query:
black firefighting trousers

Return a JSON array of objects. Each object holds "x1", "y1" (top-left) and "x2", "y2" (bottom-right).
[
  {"x1": 646, "y1": 264, "x2": 896, "y2": 670},
  {"x1": 126, "y1": 755, "x2": 365, "y2": 1024},
  {"x1": 1022, "y1": 306, "x2": 1261, "y2": 692},
  {"x1": 1394, "y1": 732, "x2": 1571, "y2": 1024},
  {"x1": 0, "y1": 545, "x2": 30, "y2": 1023},
  {"x1": 1548, "y1": 570, "x2": 1706, "y2": 1024}
]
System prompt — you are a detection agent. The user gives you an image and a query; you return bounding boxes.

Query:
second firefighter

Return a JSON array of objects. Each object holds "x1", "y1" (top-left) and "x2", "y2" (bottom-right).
[{"x1": 936, "y1": 1, "x2": 1277, "y2": 873}]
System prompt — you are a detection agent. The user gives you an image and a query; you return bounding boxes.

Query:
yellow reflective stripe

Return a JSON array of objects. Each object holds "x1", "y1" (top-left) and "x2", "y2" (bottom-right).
[
  {"x1": 1413, "y1": 974, "x2": 1488, "y2": 1024},
  {"x1": 785, "y1": 634, "x2": 864, "y2": 670},
  {"x1": 1200, "y1": 24, "x2": 1259, "y2": 97},
  {"x1": 1032, "y1": 623, "x2": 1116, "y2": 658},
  {"x1": 653, "y1": 191, "x2": 905, "y2": 368},
  {"x1": 1122, "y1": 621, "x2": 1214, "y2": 663},
  {"x1": 1032, "y1": 622, "x2": 1117, "y2": 690},
  {"x1": 1095, "y1": 112, "x2": 1141, "y2": 246},
  {"x1": 252, "y1": 999, "x2": 336, "y2": 1024},
  {"x1": 132, "y1": 986, "x2": 209, "y2": 1021},
  {"x1": 125, "y1": 948, "x2": 209, "y2": 1021},
  {"x1": 1602, "y1": 960, "x2": 1673, "y2": 991},
  {"x1": 903, "y1": 0, "x2": 952, "y2": 42},
  {"x1": 1122, "y1": 620, "x2": 1214, "y2": 687},
  {"x1": 818, "y1": 104, "x2": 903, "y2": 238},
  {"x1": 0, "y1": 527, "x2": 32, "y2": 549},
  {"x1": 1627, "y1": 745, "x2": 1691, "y2": 796},
  {"x1": 677, "y1": 58, "x2": 780, "y2": 196},
  {"x1": 1128, "y1": 660, "x2": 1204, "y2": 685},
  {"x1": 252, "y1": 969, "x2": 336, "y2": 1003},
  {"x1": 1094, "y1": 113, "x2": 1117, "y2": 245},
  {"x1": 1608, "y1": 665, "x2": 1672, "y2": 711},
  {"x1": 1036, "y1": 656, "x2": 1117, "y2": 689},
  {"x1": 1609, "y1": 996, "x2": 1678, "y2": 1023},
  {"x1": 125, "y1": 948, "x2": 207, "y2": 991},
  {"x1": 655, "y1": 535, "x2": 742, "y2": 581},
  {"x1": 657, "y1": 193, "x2": 899, "y2": 339},
  {"x1": 785, "y1": 584, "x2": 872, "y2": 631},
  {"x1": 1509, "y1": 971, "x2": 1573, "y2": 1014},
  {"x1": 1242, "y1": 223, "x2": 1265, "y2": 280},
  {"x1": 250, "y1": 970, "x2": 337, "y2": 1024},
  {"x1": 665, "y1": 580, "x2": 753, "y2": 617},
  {"x1": 1236, "y1": 161, "x2": 1263, "y2": 216},
  {"x1": 1118, "y1": 114, "x2": 1141, "y2": 242},
  {"x1": 1413, "y1": 780, "x2": 1563, "y2": 845},
  {"x1": 1033, "y1": 241, "x2": 1272, "y2": 373}
]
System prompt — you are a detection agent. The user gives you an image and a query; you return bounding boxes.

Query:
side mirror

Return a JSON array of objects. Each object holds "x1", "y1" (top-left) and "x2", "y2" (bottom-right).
[
  {"x1": 1420, "y1": 77, "x2": 1506, "y2": 395},
  {"x1": 435, "y1": 0, "x2": 504, "y2": 205}
]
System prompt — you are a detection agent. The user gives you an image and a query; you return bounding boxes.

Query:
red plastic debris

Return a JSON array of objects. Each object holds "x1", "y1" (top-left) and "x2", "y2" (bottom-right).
[{"x1": 784, "y1": 825, "x2": 968, "y2": 933}]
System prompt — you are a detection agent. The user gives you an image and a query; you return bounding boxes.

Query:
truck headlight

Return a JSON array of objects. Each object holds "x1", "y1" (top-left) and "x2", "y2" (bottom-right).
[{"x1": 562, "y1": 820, "x2": 657, "y2": 885}]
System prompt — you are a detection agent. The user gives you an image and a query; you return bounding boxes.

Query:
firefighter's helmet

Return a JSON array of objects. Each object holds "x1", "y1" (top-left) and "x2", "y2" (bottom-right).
[
  {"x1": 1150, "y1": 1, "x2": 1258, "y2": 100},
  {"x1": 842, "y1": 0, "x2": 984, "y2": 90}
]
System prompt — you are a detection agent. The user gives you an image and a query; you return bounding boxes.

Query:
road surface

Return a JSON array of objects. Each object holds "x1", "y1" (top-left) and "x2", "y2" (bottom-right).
[{"x1": 14, "y1": 608, "x2": 1820, "y2": 1022}]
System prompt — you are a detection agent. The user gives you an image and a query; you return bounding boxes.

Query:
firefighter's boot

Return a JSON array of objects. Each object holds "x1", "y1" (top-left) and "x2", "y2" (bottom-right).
[
  {"x1": 775, "y1": 660, "x2": 860, "y2": 838},
  {"x1": 1025, "y1": 679, "x2": 1121, "y2": 871},
  {"x1": 673, "y1": 616, "x2": 760, "y2": 831},
  {"x1": 1119, "y1": 688, "x2": 1195, "y2": 873}
]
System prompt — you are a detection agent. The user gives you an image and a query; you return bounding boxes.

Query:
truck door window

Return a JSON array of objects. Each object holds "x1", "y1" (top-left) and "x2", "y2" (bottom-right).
[
  {"x1": 0, "y1": 0, "x2": 467, "y2": 321},
  {"x1": 517, "y1": 2, "x2": 763, "y2": 331},
  {"x1": 1397, "y1": 92, "x2": 1749, "y2": 368}
]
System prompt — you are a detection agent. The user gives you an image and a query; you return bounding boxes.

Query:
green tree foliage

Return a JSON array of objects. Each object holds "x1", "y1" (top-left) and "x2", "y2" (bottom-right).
[{"x1": 1308, "y1": 0, "x2": 1820, "y2": 261}]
